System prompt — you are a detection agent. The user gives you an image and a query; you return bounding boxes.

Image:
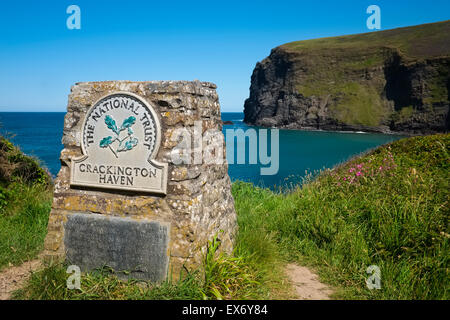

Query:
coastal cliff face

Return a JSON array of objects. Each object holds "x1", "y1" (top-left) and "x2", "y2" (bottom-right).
[{"x1": 244, "y1": 21, "x2": 450, "y2": 134}]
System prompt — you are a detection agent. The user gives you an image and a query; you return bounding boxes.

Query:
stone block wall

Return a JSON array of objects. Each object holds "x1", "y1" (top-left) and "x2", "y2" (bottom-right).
[{"x1": 43, "y1": 80, "x2": 237, "y2": 278}]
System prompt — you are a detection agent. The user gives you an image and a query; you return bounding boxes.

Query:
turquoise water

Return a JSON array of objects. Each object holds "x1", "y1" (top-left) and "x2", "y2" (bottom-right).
[
  {"x1": 0, "y1": 112, "x2": 404, "y2": 188},
  {"x1": 222, "y1": 112, "x2": 405, "y2": 188}
]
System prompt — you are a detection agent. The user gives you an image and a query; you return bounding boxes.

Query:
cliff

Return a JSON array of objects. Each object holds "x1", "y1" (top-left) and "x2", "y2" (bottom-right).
[{"x1": 244, "y1": 21, "x2": 450, "y2": 134}]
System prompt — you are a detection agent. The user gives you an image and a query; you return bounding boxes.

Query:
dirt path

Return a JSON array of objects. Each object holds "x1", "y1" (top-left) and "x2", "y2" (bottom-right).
[
  {"x1": 285, "y1": 263, "x2": 333, "y2": 300},
  {"x1": 0, "y1": 259, "x2": 41, "y2": 300}
]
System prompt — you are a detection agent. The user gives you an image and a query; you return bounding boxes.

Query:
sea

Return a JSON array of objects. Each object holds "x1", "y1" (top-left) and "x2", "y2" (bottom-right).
[{"x1": 0, "y1": 112, "x2": 404, "y2": 189}]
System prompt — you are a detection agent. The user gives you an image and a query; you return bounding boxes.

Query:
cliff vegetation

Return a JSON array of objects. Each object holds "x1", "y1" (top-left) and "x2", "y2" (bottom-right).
[
  {"x1": 0, "y1": 136, "x2": 52, "y2": 271},
  {"x1": 244, "y1": 20, "x2": 450, "y2": 134}
]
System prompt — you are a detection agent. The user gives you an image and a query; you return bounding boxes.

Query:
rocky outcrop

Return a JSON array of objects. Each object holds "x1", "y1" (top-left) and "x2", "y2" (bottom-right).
[{"x1": 244, "y1": 21, "x2": 450, "y2": 134}]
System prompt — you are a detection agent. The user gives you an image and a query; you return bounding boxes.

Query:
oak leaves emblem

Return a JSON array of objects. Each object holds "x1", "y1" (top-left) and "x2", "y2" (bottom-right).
[{"x1": 99, "y1": 115, "x2": 138, "y2": 158}]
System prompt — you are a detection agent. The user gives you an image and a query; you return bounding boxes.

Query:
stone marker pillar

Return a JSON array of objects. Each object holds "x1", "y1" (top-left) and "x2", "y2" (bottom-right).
[{"x1": 43, "y1": 81, "x2": 237, "y2": 281}]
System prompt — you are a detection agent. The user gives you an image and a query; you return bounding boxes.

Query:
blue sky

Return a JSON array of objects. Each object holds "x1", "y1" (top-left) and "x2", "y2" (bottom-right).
[{"x1": 0, "y1": 0, "x2": 449, "y2": 112}]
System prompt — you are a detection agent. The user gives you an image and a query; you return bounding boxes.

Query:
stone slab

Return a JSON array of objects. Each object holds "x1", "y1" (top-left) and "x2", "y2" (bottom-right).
[{"x1": 64, "y1": 213, "x2": 170, "y2": 281}]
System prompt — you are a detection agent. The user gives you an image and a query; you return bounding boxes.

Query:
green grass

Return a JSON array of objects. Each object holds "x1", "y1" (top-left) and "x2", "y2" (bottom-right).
[
  {"x1": 12, "y1": 263, "x2": 205, "y2": 300},
  {"x1": 0, "y1": 136, "x2": 53, "y2": 271},
  {"x1": 13, "y1": 233, "x2": 287, "y2": 300},
  {"x1": 11, "y1": 134, "x2": 450, "y2": 300},
  {"x1": 0, "y1": 183, "x2": 52, "y2": 270},
  {"x1": 233, "y1": 133, "x2": 449, "y2": 299},
  {"x1": 283, "y1": 20, "x2": 450, "y2": 60}
]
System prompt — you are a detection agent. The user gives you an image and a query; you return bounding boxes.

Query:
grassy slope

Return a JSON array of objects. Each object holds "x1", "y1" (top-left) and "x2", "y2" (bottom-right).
[
  {"x1": 14, "y1": 134, "x2": 449, "y2": 300},
  {"x1": 283, "y1": 20, "x2": 450, "y2": 59},
  {"x1": 281, "y1": 20, "x2": 450, "y2": 127},
  {"x1": 234, "y1": 133, "x2": 449, "y2": 299},
  {"x1": 0, "y1": 137, "x2": 52, "y2": 271}
]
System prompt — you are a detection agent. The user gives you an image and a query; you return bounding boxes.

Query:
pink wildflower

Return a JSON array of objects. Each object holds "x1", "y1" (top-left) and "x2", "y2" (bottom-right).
[{"x1": 356, "y1": 171, "x2": 362, "y2": 176}]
